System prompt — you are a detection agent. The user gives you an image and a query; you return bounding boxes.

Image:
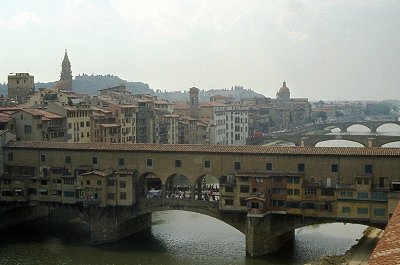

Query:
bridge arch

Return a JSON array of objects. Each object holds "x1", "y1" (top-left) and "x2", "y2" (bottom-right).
[
  {"x1": 345, "y1": 124, "x2": 371, "y2": 134},
  {"x1": 194, "y1": 174, "x2": 220, "y2": 201},
  {"x1": 165, "y1": 173, "x2": 191, "y2": 199},
  {"x1": 315, "y1": 139, "x2": 364, "y2": 147},
  {"x1": 137, "y1": 172, "x2": 162, "y2": 198},
  {"x1": 381, "y1": 141, "x2": 400, "y2": 147},
  {"x1": 376, "y1": 123, "x2": 400, "y2": 134}
]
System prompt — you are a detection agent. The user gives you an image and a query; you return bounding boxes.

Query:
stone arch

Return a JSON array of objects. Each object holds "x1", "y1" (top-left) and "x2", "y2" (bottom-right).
[
  {"x1": 381, "y1": 141, "x2": 400, "y2": 147},
  {"x1": 376, "y1": 123, "x2": 400, "y2": 134},
  {"x1": 165, "y1": 173, "x2": 192, "y2": 199},
  {"x1": 315, "y1": 140, "x2": 364, "y2": 147},
  {"x1": 345, "y1": 124, "x2": 371, "y2": 134},
  {"x1": 137, "y1": 172, "x2": 162, "y2": 198},
  {"x1": 194, "y1": 174, "x2": 220, "y2": 201}
]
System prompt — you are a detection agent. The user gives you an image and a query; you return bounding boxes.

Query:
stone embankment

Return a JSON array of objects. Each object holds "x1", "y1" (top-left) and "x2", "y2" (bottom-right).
[{"x1": 306, "y1": 227, "x2": 383, "y2": 265}]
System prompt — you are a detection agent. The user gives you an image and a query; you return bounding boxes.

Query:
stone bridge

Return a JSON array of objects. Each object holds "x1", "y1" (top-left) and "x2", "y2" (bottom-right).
[
  {"x1": 320, "y1": 120, "x2": 400, "y2": 133},
  {"x1": 65, "y1": 198, "x2": 388, "y2": 258},
  {"x1": 0, "y1": 198, "x2": 388, "y2": 258},
  {"x1": 257, "y1": 134, "x2": 400, "y2": 147}
]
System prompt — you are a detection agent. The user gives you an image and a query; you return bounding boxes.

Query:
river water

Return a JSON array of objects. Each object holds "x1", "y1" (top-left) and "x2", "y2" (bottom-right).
[
  {"x1": 0, "y1": 210, "x2": 366, "y2": 265},
  {"x1": 2, "y1": 124, "x2": 398, "y2": 265}
]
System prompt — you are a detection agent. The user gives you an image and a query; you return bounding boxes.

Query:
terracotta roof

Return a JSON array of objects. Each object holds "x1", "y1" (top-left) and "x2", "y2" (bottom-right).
[
  {"x1": 173, "y1": 103, "x2": 189, "y2": 110},
  {"x1": 369, "y1": 202, "x2": 400, "y2": 264},
  {"x1": 0, "y1": 113, "x2": 12, "y2": 123},
  {"x1": 24, "y1": 108, "x2": 64, "y2": 119},
  {"x1": 6, "y1": 141, "x2": 400, "y2": 157}
]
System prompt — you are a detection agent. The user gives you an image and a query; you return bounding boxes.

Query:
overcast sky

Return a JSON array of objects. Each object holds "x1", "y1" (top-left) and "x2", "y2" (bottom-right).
[{"x1": 0, "y1": 0, "x2": 399, "y2": 100}]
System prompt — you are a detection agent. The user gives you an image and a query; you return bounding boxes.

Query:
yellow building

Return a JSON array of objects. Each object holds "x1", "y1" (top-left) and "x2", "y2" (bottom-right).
[{"x1": 47, "y1": 102, "x2": 92, "y2": 143}]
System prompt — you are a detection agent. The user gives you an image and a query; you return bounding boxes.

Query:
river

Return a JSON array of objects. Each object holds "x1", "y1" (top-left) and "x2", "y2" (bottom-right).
[
  {"x1": 0, "y1": 210, "x2": 366, "y2": 265},
  {"x1": 2, "y1": 124, "x2": 398, "y2": 265}
]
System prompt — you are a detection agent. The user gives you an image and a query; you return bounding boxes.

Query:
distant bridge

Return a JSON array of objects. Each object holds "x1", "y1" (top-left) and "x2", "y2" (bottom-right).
[{"x1": 255, "y1": 134, "x2": 400, "y2": 147}]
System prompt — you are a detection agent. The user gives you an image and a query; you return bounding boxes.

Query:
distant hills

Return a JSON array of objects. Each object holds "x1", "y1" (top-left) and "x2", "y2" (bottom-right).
[{"x1": 0, "y1": 74, "x2": 264, "y2": 102}]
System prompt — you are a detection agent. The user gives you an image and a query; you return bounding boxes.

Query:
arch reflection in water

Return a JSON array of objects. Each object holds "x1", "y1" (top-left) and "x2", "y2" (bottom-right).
[{"x1": 315, "y1": 139, "x2": 364, "y2": 147}]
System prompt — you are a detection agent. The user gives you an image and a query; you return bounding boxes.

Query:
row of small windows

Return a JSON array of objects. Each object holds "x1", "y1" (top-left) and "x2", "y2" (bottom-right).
[
  {"x1": 5, "y1": 153, "x2": 375, "y2": 174},
  {"x1": 342, "y1": 207, "x2": 386, "y2": 216}
]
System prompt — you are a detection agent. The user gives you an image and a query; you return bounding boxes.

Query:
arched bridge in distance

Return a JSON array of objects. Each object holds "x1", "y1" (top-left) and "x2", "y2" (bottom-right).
[
  {"x1": 249, "y1": 121, "x2": 400, "y2": 147},
  {"x1": 1, "y1": 141, "x2": 400, "y2": 257}
]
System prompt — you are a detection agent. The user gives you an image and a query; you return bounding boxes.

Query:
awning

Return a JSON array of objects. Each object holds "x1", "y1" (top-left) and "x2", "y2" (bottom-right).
[{"x1": 38, "y1": 189, "x2": 48, "y2": 192}]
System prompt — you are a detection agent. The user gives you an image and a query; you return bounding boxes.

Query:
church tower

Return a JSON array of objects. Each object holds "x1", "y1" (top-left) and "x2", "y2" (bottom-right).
[
  {"x1": 189, "y1": 87, "x2": 200, "y2": 118},
  {"x1": 60, "y1": 49, "x2": 73, "y2": 91}
]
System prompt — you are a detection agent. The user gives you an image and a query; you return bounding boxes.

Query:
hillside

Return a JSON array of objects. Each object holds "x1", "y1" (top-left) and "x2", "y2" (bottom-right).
[{"x1": 0, "y1": 75, "x2": 264, "y2": 102}]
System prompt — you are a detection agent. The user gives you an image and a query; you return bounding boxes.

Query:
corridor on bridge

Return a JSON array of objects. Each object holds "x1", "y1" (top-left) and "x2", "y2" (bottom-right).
[{"x1": 137, "y1": 172, "x2": 220, "y2": 202}]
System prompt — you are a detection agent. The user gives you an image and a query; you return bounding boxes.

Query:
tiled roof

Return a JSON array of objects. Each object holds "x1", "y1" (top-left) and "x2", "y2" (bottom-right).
[
  {"x1": 22, "y1": 108, "x2": 64, "y2": 120},
  {"x1": 369, "y1": 202, "x2": 400, "y2": 264},
  {"x1": 6, "y1": 141, "x2": 400, "y2": 156},
  {"x1": 0, "y1": 113, "x2": 12, "y2": 123}
]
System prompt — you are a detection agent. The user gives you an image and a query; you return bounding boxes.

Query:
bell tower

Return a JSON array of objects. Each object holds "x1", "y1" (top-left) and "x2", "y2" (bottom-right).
[
  {"x1": 60, "y1": 49, "x2": 73, "y2": 91},
  {"x1": 189, "y1": 87, "x2": 200, "y2": 118}
]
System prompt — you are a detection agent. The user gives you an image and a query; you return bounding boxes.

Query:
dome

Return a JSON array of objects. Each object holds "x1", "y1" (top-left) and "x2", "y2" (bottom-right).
[{"x1": 279, "y1": 81, "x2": 290, "y2": 93}]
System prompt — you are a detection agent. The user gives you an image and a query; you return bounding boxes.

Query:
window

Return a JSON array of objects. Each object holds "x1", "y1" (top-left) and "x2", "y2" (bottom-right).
[
  {"x1": 65, "y1": 156, "x2": 71, "y2": 164},
  {"x1": 175, "y1": 159, "x2": 181, "y2": 168},
  {"x1": 146, "y1": 158, "x2": 153, "y2": 167},
  {"x1": 234, "y1": 162, "x2": 241, "y2": 170},
  {"x1": 304, "y1": 188, "x2": 317, "y2": 195},
  {"x1": 298, "y1": 163, "x2": 305, "y2": 172},
  {"x1": 86, "y1": 121, "x2": 90, "y2": 127},
  {"x1": 204, "y1": 160, "x2": 211, "y2": 169},
  {"x1": 108, "y1": 193, "x2": 115, "y2": 200},
  {"x1": 240, "y1": 198, "x2": 247, "y2": 206},
  {"x1": 379, "y1": 177, "x2": 385, "y2": 188},
  {"x1": 331, "y1": 164, "x2": 338, "y2": 172},
  {"x1": 118, "y1": 158, "x2": 125, "y2": 166},
  {"x1": 357, "y1": 208, "x2": 368, "y2": 214},
  {"x1": 266, "y1": 162, "x2": 273, "y2": 171},
  {"x1": 40, "y1": 154, "x2": 46, "y2": 162},
  {"x1": 24, "y1": 125, "x2": 32, "y2": 133},
  {"x1": 287, "y1": 189, "x2": 300, "y2": 195},
  {"x1": 80, "y1": 122, "x2": 84, "y2": 127},
  {"x1": 240, "y1": 185, "x2": 249, "y2": 193},
  {"x1": 64, "y1": 191, "x2": 75, "y2": 197},
  {"x1": 342, "y1": 207, "x2": 351, "y2": 213},
  {"x1": 321, "y1": 189, "x2": 334, "y2": 196},
  {"x1": 365, "y1": 164, "x2": 373, "y2": 174},
  {"x1": 86, "y1": 180, "x2": 90, "y2": 185},
  {"x1": 63, "y1": 178, "x2": 74, "y2": 185},
  {"x1": 225, "y1": 186, "x2": 233, "y2": 192},
  {"x1": 7, "y1": 153, "x2": 13, "y2": 161},
  {"x1": 52, "y1": 190, "x2": 62, "y2": 196},
  {"x1": 108, "y1": 179, "x2": 115, "y2": 186},
  {"x1": 120, "y1": 192, "x2": 127, "y2": 200},
  {"x1": 120, "y1": 181, "x2": 126, "y2": 188},
  {"x1": 97, "y1": 180, "x2": 102, "y2": 186},
  {"x1": 92, "y1": 156, "x2": 98, "y2": 165},
  {"x1": 287, "y1": 177, "x2": 300, "y2": 184},
  {"x1": 357, "y1": 192, "x2": 369, "y2": 199},
  {"x1": 373, "y1": 208, "x2": 385, "y2": 216},
  {"x1": 225, "y1": 199, "x2": 233, "y2": 206}
]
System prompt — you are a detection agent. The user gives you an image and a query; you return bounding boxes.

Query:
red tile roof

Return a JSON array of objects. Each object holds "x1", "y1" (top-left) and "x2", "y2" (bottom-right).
[
  {"x1": 6, "y1": 141, "x2": 400, "y2": 156},
  {"x1": 369, "y1": 202, "x2": 400, "y2": 264}
]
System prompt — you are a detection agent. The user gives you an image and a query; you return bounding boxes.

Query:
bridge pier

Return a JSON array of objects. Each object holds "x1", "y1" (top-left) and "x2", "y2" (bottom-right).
[
  {"x1": 245, "y1": 215, "x2": 295, "y2": 257},
  {"x1": 87, "y1": 207, "x2": 151, "y2": 244}
]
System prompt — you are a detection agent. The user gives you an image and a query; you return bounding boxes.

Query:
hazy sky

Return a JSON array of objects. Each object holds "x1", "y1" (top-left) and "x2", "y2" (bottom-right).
[{"x1": 0, "y1": 0, "x2": 399, "y2": 100}]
